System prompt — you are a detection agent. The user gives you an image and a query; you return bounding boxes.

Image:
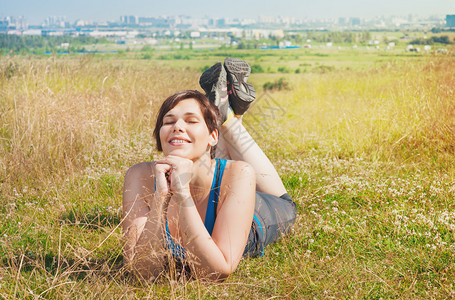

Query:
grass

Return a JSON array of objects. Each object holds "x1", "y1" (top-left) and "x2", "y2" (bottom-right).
[{"x1": 1, "y1": 47, "x2": 455, "y2": 298}]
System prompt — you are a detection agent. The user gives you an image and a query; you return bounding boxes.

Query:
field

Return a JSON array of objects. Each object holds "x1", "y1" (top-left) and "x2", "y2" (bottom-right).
[{"x1": 1, "y1": 45, "x2": 455, "y2": 298}]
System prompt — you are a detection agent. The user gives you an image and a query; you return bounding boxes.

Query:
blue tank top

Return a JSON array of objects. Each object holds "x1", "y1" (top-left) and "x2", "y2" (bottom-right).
[{"x1": 165, "y1": 158, "x2": 227, "y2": 260}]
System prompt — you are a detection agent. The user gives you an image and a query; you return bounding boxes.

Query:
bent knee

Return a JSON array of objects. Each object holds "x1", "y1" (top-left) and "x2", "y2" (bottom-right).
[
  {"x1": 125, "y1": 162, "x2": 154, "y2": 180},
  {"x1": 123, "y1": 162, "x2": 156, "y2": 206}
]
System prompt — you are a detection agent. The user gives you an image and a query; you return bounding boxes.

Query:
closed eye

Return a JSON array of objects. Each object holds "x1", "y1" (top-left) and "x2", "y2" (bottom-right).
[{"x1": 163, "y1": 116, "x2": 176, "y2": 125}]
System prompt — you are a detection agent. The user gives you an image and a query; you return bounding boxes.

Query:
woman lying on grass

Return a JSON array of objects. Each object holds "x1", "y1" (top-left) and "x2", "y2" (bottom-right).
[{"x1": 122, "y1": 57, "x2": 297, "y2": 281}]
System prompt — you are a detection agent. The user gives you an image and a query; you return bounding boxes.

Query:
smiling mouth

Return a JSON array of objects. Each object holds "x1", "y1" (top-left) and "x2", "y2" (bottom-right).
[{"x1": 169, "y1": 138, "x2": 191, "y2": 144}]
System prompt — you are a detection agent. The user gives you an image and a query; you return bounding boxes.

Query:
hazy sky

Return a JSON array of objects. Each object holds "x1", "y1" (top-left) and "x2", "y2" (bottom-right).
[{"x1": 1, "y1": 0, "x2": 454, "y2": 24}]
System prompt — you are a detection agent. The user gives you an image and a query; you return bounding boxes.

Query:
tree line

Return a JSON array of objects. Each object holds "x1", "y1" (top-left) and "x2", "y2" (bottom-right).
[
  {"x1": 0, "y1": 34, "x2": 108, "y2": 54},
  {"x1": 410, "y1": 35, "x2": 453, "y2": 45},
  {"x1": 236, "y1": 31, "x2": 374, "y2": 49}
]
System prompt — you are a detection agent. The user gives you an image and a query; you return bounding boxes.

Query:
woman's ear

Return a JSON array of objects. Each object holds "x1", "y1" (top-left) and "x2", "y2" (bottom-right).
[{"x1": 208, "y1": 129, "x2": 218, "y2": 147}]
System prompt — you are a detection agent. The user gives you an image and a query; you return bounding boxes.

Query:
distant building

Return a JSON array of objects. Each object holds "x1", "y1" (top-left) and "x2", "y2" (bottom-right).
[
  {"x1": 0, "y1": 20, "x2": 8, "y2": 32},
  {"x1": 120, "y1": 15, "x2": 138, "y2": 25},
  {"x1": 216, "y1": 19, "x2": 226, "y2": 27},
  {"x1": 128, "y1": 15, "x2": 138, "y2": 25},
  {"x1": 1, "y1": 16, "x2": 27, "y2": 31},
  {"x1": 446, "y1": 15, "x2": 455, "y2": 28},
  {"x1": 258, "y1": 16, "x2": 276, "y2": 24},
  {"x1": 138, "y1": 16, "x2": 155, "y2": 26},
  {"x1": 43, "y1": 16, "x2": 66, "y2": 28},
  {"x1": 351, "y1": 17, "x2": 361, "y2": 26},
  {"x1": 338, "y1": 17, "x2": 347, "y2": 26}
]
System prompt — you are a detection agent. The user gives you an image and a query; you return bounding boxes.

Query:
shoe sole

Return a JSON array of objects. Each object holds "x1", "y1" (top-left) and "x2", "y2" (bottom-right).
[
  {"x1": 224, "y1": 57, "x2": 256, "y2": 115},
  {"x1": 199, "y1": 62, "x2": 226, "y2": 106}
]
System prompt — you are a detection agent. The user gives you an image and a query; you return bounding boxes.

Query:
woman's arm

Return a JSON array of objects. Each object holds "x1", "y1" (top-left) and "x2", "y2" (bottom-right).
[
  {"x1": 124, "y1": 157, "x2": 256, "y2": 280},
  {"x1": 122, "y1": 162, "x2": 170, "y2": 279},
  {"x1": 176, "y1": 161, "x2": 256, "y2": 280}
]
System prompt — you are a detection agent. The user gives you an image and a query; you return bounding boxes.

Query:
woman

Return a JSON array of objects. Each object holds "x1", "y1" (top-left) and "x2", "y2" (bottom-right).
[{"x1": 122, "y1": 57, "x2": 296, "y2": 281}]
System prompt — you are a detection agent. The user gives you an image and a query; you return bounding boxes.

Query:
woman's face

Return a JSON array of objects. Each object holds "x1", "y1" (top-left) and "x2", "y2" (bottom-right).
[{"x1": 159, "y1": 98, "x2": 218, "y2": 160}]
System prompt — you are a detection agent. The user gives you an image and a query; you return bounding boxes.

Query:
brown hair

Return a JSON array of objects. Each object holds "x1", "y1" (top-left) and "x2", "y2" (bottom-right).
[{"x1": 153, "y1": 90, "x2": 220, "y2": 155}]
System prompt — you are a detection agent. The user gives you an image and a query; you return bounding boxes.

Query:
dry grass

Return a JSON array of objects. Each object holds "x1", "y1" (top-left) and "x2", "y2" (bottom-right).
[
  {"x1": 260, "y1": 56, "x2": 455, "y2": 170},
  {"x1": 1, "y1": 52, "x2": 455, "y2": 298},
  {"x1": 1, "y1": 56, "x2": 198, "y2": 186}
]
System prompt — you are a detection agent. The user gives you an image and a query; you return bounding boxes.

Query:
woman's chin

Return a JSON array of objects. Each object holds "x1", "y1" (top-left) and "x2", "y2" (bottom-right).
[
  {"x1": 163, "y1": 149, "x2": 208, "y2": 161},
  {"x1": 164, "y1": 149, "x2": 192, "y2": 158}
]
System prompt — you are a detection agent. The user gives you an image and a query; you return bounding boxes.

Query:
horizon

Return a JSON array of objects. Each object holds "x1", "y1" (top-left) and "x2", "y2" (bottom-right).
[{"x1": 1, "y1": 0, "x2": 454, "y2": 25}]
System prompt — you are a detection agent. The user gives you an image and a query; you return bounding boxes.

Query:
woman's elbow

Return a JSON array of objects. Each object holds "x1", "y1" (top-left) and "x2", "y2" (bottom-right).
[
  {"x1": 215, "y1": 268, "x2": 233, "y2": 281},
  {"x1": 196, "y1": 270, "x2": 230, "y2": 282},
  {"x1": 194, "y1": 262, "x2": 237, "y2": 282}
]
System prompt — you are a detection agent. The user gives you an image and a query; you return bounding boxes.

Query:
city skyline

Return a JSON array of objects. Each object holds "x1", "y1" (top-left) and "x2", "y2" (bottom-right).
[{"x1": 1, "y1": 0, "x2": 454, "y2": 25}]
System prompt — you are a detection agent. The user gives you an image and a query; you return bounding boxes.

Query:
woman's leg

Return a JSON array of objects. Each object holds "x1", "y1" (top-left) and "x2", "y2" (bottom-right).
[
  {"x1": 220, "y1": 116, "x2": 296, "y2": 258},
  {"x1": 202, "y1": 58, "x2": 286, "y2": 196},
  {"x1": 219, "y1": 117, "x2": 287, "y2": 197}
]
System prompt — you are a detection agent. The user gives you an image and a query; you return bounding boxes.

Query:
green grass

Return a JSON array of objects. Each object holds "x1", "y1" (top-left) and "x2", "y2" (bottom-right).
[{"x1": 1, "y1": 47, "x2": 455, "y2": 298}]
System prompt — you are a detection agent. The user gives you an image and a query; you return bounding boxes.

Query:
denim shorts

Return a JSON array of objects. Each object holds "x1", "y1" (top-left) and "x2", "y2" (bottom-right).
[{"x1": 243, "y1": 192, "x2": 297, "y2": 257}]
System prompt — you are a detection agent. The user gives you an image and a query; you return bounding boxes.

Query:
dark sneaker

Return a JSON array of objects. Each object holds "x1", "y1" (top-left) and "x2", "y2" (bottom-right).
[
  {"x1": 224, "y1": 57, "x2": 256, "y2": 116},
  {"x1": 199, "y1": 62, "x2": 230, "y2": 123}
]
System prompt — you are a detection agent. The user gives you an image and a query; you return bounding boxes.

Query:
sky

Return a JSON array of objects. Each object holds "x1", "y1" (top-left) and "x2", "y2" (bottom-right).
[{"x1": 1, "y1": 0, "x2": 454, "y2": 24}]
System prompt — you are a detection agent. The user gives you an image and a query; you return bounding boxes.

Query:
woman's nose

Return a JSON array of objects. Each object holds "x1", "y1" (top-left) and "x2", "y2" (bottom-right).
[{"x1": 172, "y1": 119, "x2": 185, "y2": 132}]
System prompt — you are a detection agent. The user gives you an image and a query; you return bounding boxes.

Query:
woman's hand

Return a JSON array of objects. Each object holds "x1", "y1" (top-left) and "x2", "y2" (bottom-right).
[
  {"x1": 154, "y1": 155, "x2": 193, "y2": 199},
  {"x1": 153, "y1": 160, "x2": 172, "y2": 197}
]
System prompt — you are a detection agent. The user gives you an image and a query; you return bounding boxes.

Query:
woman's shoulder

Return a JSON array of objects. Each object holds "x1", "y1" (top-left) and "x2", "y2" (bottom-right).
[
  {"x1": 125, "y1": 161, "x2": 155, "y2": 178},
  {"x1": 221, "y1": 159, "x2": 256, "y2": 182},
  {"x1": 218, "y1": 160, "x2": 256, "y2": 206}
]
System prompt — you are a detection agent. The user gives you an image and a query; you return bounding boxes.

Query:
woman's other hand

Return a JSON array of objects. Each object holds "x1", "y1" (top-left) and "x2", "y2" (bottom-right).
[{"x1": 154, "y1": 155, "x2": 193, "y2": 197}]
